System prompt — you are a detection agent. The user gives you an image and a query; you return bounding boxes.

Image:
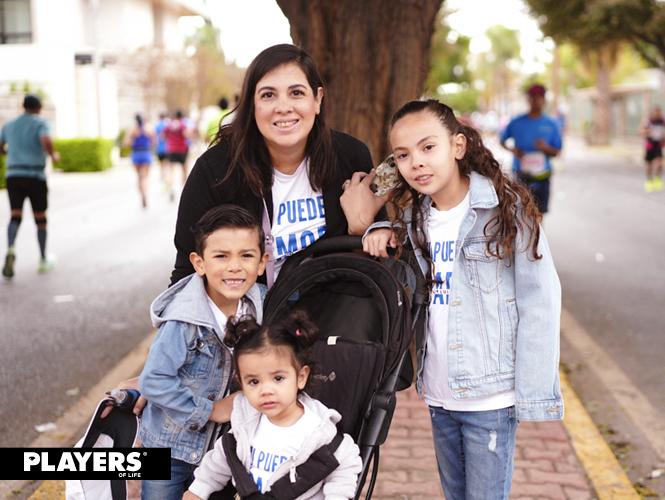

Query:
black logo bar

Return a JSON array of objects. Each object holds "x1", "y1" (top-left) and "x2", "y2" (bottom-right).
[{"x1": 2, "y1": 448, "x2": 171, "y2": 480}]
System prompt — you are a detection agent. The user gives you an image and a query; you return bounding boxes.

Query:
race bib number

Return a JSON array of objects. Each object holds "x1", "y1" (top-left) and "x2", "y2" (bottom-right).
[
  {"x1": 649, "y1": 124, "x2": 665, "y2": 141},
  {"x1": 520, "y1": 151, "x2": 547, "y2": 176}
]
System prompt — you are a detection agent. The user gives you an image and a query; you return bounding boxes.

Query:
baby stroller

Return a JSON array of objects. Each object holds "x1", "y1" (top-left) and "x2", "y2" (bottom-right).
[{"x1": 260, "y1": 235, "x2": 428, "y2": 500}]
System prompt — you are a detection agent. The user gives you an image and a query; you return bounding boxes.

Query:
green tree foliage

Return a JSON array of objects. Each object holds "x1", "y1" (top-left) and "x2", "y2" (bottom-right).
[
  {"x1": 426, "y1": 9, "x2": 478, "y2": 114},
  {"x1": 184, "y1": 23, "x2": 241, "y2": 110},
  {"x1": 524, "y1": 0, "x2": 665, "y2": 69},
  {"x1": 427, "y1": 10, "x2": 473, "y2": 88},
  {"x1": 476, "y1": 25, "x2": 522, "y2": 113},
  {"x1": 524, "y1": 0, "x2": 625, "y2": 144},
  {"x1": 485, "y1": 25, "x2": 522, "y2": 66}
]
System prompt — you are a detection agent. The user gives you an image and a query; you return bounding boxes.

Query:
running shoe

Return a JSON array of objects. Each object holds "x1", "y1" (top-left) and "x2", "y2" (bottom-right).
[
  {"x1": 654, "y1": 176, "x2": 663, "y2": 192},
  {"x1": 38, "y1": 254, "x2": 57, "y2": 273},
  {"x1": 645, "y1": 179, "x2": 654, "y2": 193},
  {"x1": 2, "y1": 246, "x2": 15, "y2": 278}
]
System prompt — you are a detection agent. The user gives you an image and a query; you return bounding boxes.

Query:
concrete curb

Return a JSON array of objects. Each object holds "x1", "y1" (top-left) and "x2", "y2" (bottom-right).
[{"x1": 559, "y1": 371, "x2": 640, "y2": 499}]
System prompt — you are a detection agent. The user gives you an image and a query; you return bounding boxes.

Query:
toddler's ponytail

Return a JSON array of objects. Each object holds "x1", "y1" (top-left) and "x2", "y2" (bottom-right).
[{"x1": 226, "y1": 309, "x2": 320, "y2": 394}]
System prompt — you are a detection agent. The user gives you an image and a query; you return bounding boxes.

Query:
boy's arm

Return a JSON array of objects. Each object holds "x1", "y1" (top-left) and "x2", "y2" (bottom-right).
[
  {"x1": 139, "y1": 322, "x2": 215, "y2": 430},
  {"x1": 209, "y1": 392, "x2": 238, "y2": 423}
]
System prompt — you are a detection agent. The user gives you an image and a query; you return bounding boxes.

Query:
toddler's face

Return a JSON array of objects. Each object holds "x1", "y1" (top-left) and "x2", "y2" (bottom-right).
[{"x1": 237, "y1": 347, "x2": 309, "y2": 427}]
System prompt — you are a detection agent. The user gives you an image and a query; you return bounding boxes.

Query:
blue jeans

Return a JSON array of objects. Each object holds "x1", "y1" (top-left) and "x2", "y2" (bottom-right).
[
  {"x1": 141, "y1": 458, "x2": 197, "y2": 500},
  {"x1": 429, "y1": 405, "x2": 519, "y2": 500}
]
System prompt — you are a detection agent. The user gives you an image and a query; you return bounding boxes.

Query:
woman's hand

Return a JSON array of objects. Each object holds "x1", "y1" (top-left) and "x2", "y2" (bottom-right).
[
  {"x1": 100, "y1": 377, "x2": 146, "y2": 418},
  {"x1": 363, "y1": 228, "x2": 398, "y2": 259},
  {"x1": 183, "y1": 491, "x2": 203, "y2": 500},
  {"x1": 340, "y1": 170, "x2": 391, "y2": 235}
]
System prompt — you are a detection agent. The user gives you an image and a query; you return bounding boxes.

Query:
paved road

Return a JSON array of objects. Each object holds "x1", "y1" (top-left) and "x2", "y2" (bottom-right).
[
  {"x1": 0, "y1": 159, "x2": 181, "y2": 447},
  {"x1": 546, "y1": 139, "x2": 665, "y2": 411}
]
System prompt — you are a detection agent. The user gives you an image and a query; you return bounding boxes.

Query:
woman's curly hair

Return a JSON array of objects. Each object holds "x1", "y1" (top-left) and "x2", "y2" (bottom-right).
[{"x1": 387, "y1": 99, "x2": 542, "y2": 283}]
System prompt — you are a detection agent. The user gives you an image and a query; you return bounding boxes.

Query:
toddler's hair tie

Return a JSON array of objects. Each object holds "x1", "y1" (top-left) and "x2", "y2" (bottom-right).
[{"x1": 295, "y1": 329, "x2": 301, "y2": 336}]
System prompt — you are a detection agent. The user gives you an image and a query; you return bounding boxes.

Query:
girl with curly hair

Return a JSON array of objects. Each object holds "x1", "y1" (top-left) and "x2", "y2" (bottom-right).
[{"x1": 363, "y1": 99, "x2": 562, "y2": 500}]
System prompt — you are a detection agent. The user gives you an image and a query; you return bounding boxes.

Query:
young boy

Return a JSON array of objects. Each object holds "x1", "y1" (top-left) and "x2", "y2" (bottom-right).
[{"x1": 138, "y1": 205, "x2": 269, "y2": 500}]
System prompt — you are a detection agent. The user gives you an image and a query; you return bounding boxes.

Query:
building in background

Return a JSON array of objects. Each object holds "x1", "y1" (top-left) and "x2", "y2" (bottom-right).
[
  {"x1": 569, "y1": 69, "x2": 665, "y2": 141},
  {"x1": 0, "y1": 0, "x2": 208, "y2": 139}
]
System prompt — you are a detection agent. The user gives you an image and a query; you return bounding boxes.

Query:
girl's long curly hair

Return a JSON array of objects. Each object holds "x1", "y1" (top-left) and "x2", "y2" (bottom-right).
[{"x1": 388, "y1": 99, "x2": 542, "y2": 282}]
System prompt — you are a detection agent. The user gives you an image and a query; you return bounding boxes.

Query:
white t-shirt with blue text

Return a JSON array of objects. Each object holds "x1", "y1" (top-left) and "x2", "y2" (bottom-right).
[
  {"x1": 248, "y1": 404, "x2": 322, "y2": 493},
  {"x1": 423, "y1": 193, "x2": 516, "y2": 411},
  {"x1": 271, "y1": 159, "x2": 326, "y2": 280}
]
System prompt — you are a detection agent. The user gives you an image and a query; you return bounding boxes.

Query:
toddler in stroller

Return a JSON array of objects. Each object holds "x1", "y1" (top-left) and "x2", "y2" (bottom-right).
[{"x1": 185, "y1": 310, "x2": 362, "y2": 500}]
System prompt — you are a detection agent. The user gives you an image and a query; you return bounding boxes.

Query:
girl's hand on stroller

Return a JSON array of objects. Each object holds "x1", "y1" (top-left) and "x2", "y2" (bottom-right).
[
  {"x1": 209, "y1": 392, "x2": 239, "y2": 423},
  {"x1": 100, "y1": 377, "x2": 146, "y2": 418},
  {"x1": 363, "y1": 228, "x2": 398, "y2": 258}
]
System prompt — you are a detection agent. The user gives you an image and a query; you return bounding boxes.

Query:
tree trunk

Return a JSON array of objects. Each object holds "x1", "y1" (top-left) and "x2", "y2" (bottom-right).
[
  {"x1": 275, "y1": 0, "x2": 443, "y2": 162},
  {"x1": 590, "y1": 47, "x2": 613, "y2": 145}
]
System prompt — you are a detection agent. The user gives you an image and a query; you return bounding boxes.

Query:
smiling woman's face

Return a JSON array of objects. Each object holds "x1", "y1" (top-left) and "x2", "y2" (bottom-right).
[{"x1": 253, "y1": 62, "x2": 323, "y2": 166}]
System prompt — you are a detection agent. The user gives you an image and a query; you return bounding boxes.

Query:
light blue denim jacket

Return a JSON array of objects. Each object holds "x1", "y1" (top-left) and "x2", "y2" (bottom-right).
[
  {"x1": 139, "y1": 273, "x2": 266, "y2": 464},
  {"x1": 365, "y1": 172, "x2": 563, "y2": 421}
]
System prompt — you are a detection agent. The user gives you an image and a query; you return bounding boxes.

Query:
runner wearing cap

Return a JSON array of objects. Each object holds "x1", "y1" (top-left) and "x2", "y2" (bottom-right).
[{"x1": 500, "y1": 84, "x2": 562, "y2": 214}]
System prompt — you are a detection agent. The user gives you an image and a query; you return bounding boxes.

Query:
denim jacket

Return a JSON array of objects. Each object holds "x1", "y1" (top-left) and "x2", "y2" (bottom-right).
[
  {"x1": 365, "y1": 172, "x2": 563, "y2": 421},
  {"x1": 139, "y1": 273, "x2": 266, "y2": 464}
]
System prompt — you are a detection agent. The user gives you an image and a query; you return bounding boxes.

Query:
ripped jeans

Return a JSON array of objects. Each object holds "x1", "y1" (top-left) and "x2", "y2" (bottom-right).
[{"x1": 428, "y1": 405, "x2": 518, "y2": 500}]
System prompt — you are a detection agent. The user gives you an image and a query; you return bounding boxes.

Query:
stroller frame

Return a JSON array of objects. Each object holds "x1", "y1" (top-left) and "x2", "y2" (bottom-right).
[{"x1": 263, "y1": 235, "x2": 428, "y2": 500}]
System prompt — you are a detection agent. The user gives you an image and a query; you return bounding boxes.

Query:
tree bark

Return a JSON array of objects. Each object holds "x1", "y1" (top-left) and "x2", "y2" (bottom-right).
[
  {"x1": 275, "y1": 0, "x2": 443, "y2": 162},
  {"x1": 590, "y1": 47, "x2": 613, "y2": 145}
]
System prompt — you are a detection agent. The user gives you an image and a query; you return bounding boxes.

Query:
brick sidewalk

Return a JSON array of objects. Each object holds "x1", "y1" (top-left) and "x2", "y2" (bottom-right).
[
  {"x1": 369, "y1": 386, "x2": 594, "y2": 500},
  {"x1": 127, "y1": 385, "x2": 594, "y2": 500}
]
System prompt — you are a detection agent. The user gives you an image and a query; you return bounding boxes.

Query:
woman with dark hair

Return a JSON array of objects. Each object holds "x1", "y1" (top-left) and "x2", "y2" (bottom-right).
[{"x1": 170, "y1": 43, "x2": 387, "y2": 287}]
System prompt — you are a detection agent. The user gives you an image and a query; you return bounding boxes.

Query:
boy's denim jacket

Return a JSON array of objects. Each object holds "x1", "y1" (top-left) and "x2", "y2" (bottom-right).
[
  {"x1": 365, "y1": 172, "x2": 563, "y2": 421},
  {"x1": 139, "y1": 273, "x2": 266, "y2": 464}
]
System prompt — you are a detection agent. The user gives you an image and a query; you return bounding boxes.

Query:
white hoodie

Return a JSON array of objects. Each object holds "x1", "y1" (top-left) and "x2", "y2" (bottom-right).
[{"x1": 189, "y1": 393, "x2": 362, "y2": 500}]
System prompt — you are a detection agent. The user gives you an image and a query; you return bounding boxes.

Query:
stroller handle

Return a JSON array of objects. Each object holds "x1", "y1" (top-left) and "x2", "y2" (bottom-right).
[
  {"x1": 278, "y1": 235, "x2": 364, "y2": 278},
  {"x1": 279, "y1": 234, "x2": 430, "y2": 301}
]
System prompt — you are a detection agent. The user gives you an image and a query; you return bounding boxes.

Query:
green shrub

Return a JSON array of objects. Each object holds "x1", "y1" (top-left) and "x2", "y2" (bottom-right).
[
  {"x1": 117, "y1": 129, "x2": 131, "y2": 158},
  {"x1": 53, "y1": 139, "x2": 114, "y2": 172},
  {"x1": 0, "y1": 154, "x2": 5, "y2": 189}
]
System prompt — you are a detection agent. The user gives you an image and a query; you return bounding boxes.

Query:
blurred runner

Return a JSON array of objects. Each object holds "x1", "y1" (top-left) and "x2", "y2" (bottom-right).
[
  {"x1": 0, "y1": 94, "x2": 60, "y2": 278},
  {"x1": 640, "y1": 105, "x2": 664, "y2": 193},
  {"x1": 123, "y1": 114, "x2": 156, "y2": 208},
  {"x1": 500, "y1": 84, "x2": 562, "y2": 214}
]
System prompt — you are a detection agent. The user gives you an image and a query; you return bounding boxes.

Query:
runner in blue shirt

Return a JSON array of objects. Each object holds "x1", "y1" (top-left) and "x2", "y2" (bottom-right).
[{"x1": 500, "y1": 84, "x2": 562, "y2": 214}]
